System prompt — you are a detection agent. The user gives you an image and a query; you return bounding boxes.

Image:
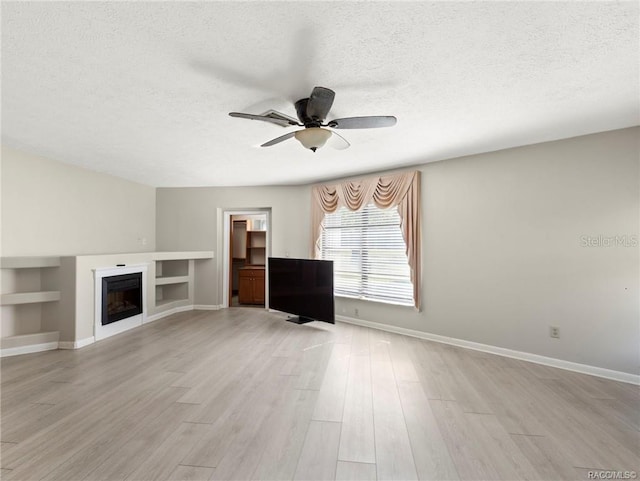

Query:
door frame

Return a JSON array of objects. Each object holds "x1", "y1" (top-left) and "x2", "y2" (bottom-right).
[{"x1": 221, "y1": 208, "x2": 271, "y2": 309}]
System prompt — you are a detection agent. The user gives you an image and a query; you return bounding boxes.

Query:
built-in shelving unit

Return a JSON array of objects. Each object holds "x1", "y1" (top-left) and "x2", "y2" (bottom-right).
[
  {"x1": 246, "y1": 230, "x2": 266, "y2": 265},
  {"x1": 151, "y1": 251, "x2": 213, "y2": 315},
  {"x1": 2, "y1": 251, "x2": 215, "y2": 356},
  {"x1": 1, "y1": 256, "x2": 62, "y2": 356},
  {"x1": 155, "y1": 258, "x2": 190, "y2": 309}
]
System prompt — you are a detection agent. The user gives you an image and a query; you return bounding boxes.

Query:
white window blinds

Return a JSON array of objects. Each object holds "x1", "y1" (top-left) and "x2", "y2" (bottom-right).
[{"x1": 320, "y1": 203, "x2": 414, "y2": 306}]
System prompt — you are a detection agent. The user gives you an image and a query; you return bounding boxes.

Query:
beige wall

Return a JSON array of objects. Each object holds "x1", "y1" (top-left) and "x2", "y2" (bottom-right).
[
  {"x1": 1, "y1": 146, "x2": 156, "y2": 256},
  {"x1": 334, "y1": 127, "x2": 639, "y2": 375},
  {"x1": 156, "y1": 185, "x2": 311, "y2": 306}
]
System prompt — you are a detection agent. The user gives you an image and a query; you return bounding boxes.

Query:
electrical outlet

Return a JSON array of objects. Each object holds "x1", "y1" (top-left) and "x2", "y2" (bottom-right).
[
  {"x1": 354, "y1": 308, "x2": 359, "y2": 317},
  {"x1": 549, "y1": 326, "x2": 560, "y2": 338}
]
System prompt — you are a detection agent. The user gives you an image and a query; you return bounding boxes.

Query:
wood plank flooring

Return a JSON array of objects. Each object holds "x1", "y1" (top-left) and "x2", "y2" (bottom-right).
[{"x1": 1, "y1": 308, "x2": 638, "y2": 481}]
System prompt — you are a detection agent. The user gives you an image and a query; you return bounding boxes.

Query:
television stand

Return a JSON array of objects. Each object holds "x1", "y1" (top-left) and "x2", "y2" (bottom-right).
[{"x1": 287, "y1": 316, "x2": 314, "y2": 325}]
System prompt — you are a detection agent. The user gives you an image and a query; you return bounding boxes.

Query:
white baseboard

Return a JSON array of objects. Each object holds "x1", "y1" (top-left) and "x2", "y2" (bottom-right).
[
  {"x1": 193, "y1": 304, "x2": 220, "y2": 310},
  {"x1": 58, "y1": 337, "x2": 95, "y2": 350},
  {"x1": 0, "y1": 341, "x2": 59, "y2": 357},
  {"x1": 336, "y1": 315, "x2": 640, "y2": 385}
]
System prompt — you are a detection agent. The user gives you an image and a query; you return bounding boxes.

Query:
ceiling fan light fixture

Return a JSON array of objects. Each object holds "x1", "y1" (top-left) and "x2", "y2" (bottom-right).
[
  {"x1": 294, "y1": 127, "x2": 332, "y2": 152},
  {"x1": 231, "y1": 86, "x2": 396, "y2": 150}
]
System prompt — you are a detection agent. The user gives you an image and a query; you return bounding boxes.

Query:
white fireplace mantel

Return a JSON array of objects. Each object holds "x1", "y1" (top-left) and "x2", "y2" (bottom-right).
[{"x1": 93, "y1": 264, "x2": 148, "y2": 341}]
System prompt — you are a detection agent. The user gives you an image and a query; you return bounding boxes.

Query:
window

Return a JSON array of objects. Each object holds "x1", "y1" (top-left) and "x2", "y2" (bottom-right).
[
  {"x1": 311, "y1": 170, "x2": 421, "y2": 309},
  {"x1": 320, "y1": 203, "x2": 414, "y2": 306}
]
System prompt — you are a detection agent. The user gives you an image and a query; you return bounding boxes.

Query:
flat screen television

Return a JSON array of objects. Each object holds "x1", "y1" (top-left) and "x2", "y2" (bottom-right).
[{"x1": 268, "y1": 257, "x2": 335, "y2": 324}]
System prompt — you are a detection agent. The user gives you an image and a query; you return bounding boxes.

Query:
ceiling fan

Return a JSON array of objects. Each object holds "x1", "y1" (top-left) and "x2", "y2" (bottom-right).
[{"x1": 229, "y1": 86, "x2": 397, "y2": 152}]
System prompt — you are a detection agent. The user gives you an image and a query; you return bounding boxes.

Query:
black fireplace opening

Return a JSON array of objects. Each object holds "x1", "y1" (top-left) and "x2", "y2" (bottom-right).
[{"x1": 102, "y1": 273, "x2": 143, "y2": 326}]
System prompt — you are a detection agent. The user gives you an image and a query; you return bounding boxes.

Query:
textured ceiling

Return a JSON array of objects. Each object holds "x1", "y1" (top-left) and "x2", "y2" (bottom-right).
[{"x1": 2, "y1": 1, "x2": 638, "y2": 187}]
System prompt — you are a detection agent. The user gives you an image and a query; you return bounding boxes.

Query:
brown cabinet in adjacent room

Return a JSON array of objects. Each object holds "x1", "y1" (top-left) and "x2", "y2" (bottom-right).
[{"x1": 238, "y1": 266, "x2": 265, "y2": 305}]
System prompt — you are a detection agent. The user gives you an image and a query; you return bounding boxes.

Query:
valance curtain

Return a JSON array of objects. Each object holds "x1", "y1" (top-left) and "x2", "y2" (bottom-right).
[{"x1": 311, "y1": 170, "x2": 421, "y2": 309}]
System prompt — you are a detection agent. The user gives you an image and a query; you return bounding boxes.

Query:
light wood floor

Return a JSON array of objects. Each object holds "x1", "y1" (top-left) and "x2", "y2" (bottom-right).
[{"x1": 1, "y1": 309, "x2": 638, "y2": 481}]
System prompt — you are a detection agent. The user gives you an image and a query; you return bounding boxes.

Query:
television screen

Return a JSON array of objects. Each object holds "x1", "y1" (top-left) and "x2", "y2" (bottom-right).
[{"x1": 268, "y1": 257, "x2": 335, "y2": 324}]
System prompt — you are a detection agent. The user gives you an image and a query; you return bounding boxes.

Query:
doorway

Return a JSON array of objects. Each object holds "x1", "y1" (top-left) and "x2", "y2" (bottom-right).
[{"x1": 222, "y1": 210, "x2": 271, "y2": 309}]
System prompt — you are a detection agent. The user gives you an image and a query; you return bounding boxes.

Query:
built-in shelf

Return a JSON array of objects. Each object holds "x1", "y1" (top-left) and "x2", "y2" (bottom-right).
[
  {"x1": 154, "y1": 276, "x2": 189, "y2": 286},
  {"x1": 155, "y1": 280, "x2": 189, "y2": 307},
  {"x1": 156, "y1": 259, "x2": 188, "y2": 277},
  {"x1": 0, "y1": 256, "x2": 61, "y2": 269},
  {"x1": 152, "y1": 254, "x2": 213, "y2": 312},
  {"x1": 1, "y1": 331, "x2": 60, "y2": 349},
  {"x1": 246, "y1": 231, "x2": 266, "y2": 265},
  {"x1": 151, "y1": 251, "x2": 213, "y2": 261},
  {"x1": 1, "y1": 291, "x2": 61, "y2": 305},
  {"x1": 155, "y1": 299, "x2": 190, "y2": 308},
  {"x1": 1, "y1": 256, "x2": 62, "y2": 357},
  {"x1": 155, "y1": 260, "x2": 190, "y2": 307}
]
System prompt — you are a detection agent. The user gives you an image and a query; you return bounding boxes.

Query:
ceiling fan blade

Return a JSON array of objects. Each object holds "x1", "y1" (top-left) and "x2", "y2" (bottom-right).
[
  {"x1": 261, "y1": 131, "x2": 297, "y2": 147},
  {"x1": 306, "y1": 87, "x2": 335, "y2": 121},
  {"x1": 229, "y1": 112, "x2": 298, "y2": 127},
  {"x1": 327, "y1": 116, "x2": 397, "y2": 129},
  {"x1": 329, "y1": 131, "x2": 350, "y2": 150}
]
